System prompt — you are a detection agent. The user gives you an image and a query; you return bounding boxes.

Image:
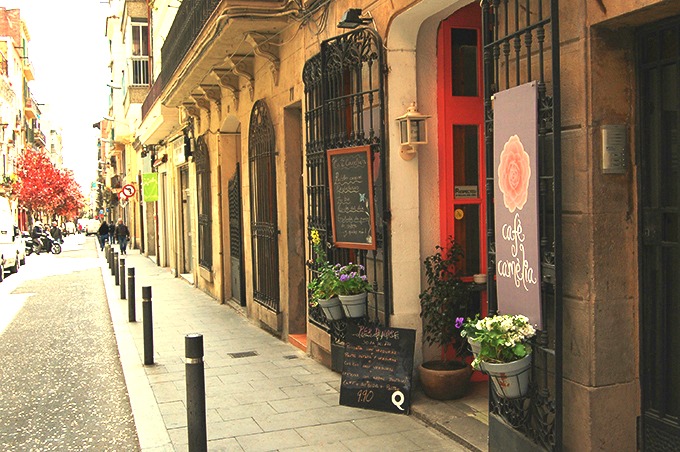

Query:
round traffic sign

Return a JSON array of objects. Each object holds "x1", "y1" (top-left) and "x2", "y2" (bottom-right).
[{"x1": 122, "y1": 184, "x2": 136, "y2": 198}]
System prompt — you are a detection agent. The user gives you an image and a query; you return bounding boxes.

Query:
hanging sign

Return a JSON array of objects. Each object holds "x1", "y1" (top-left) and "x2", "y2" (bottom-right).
[
  {"x1": 493, "y1": 81, "x2": 542, "y2": 329},
  {"x1": 142, "y1": 173, "x2": 159, "y2": 202}
]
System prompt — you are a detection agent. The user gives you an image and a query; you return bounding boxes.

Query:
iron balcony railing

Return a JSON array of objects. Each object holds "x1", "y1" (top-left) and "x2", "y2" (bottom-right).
[
  {"x1": 130, "y1": 56, "x2": 150, "y2": 86},
  {"x1": 142, "y1": 0, "x2": 220, "y2": 118}
]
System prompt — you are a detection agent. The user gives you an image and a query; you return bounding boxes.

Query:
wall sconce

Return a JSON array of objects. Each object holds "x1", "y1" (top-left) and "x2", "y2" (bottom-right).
[
  {"x1": 395, "y1": 102, "x2": 431, "y2": 161},
  {"x1": 337, "y1": 8, "x2": 373, "y2": 29}
]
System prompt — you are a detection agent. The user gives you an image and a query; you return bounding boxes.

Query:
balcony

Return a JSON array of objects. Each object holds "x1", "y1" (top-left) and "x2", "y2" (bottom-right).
[
  {"x1": 25, "y1": 98, "x2": 38, "y2": 120},
  {"x1": 23, "y1": 59, "x2": 34, "y2": 81},
  {"x1": 34, "y1": 129, "x2": 46, "y2": 148},
  {"x1": 142, "y1": 0, "x2": 220, "y2": 118}
]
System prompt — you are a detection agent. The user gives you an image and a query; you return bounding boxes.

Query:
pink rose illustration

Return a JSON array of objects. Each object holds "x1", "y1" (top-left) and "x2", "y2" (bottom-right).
[{"x1": 498, "y1": 135, "x2": 531, "y2": 213}]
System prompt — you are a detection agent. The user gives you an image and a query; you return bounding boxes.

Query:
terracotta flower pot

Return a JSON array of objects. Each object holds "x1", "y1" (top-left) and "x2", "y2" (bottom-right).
[{"x1": 419, "y1": 360, "x2": 473, "y2": 400}]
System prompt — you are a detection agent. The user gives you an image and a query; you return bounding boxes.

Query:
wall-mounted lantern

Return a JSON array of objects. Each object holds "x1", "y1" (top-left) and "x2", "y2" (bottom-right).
[{"x1": 395, "y1": 102, "x2": 430, "y2": 160}]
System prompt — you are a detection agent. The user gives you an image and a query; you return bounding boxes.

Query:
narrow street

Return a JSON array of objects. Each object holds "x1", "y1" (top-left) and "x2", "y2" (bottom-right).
[{"x1": 0, "y1": 234, "x2": 139, "y2": 451}]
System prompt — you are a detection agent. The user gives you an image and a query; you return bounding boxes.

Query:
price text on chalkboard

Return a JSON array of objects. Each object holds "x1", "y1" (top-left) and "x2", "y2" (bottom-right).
[
  {"x1": 327, "y1": 146, "x2": 377, "y2": 250},
  {"x1": 339, "y1": 324, "x2": 416, "y2": 414}
]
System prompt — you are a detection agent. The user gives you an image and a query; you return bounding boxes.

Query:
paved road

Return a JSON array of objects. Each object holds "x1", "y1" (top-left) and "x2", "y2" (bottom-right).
[{"x1": 0, "y1": 234, "x2": 139, "y2": 451}]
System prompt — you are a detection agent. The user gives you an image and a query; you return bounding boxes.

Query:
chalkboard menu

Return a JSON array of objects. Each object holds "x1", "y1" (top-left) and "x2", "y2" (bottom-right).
[
  {"x1": 339, "y1": 324, "x2": 416, "y2": 414},
  {"x1": 327, "y1": 146, "x2": 377, "y2": 250}
]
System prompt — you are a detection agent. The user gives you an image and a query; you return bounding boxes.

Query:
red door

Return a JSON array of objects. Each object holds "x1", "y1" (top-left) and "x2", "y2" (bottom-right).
[{"x1": 437, "y1": 2, "x2": 486, "y2": 278}]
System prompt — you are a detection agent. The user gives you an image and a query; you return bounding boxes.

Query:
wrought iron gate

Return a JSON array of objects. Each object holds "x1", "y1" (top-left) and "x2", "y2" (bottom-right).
[
  {"x1": 228, "y1": 163, "x2": 245, "y2": 306},
  {"x1": 302, "y1": 28, "x2": 389, "y2": 333},
  {"x1": 482, "y1": 0, "x2": 562, "y2": 450},
  {"x1": 248, "y1": 100, "x2": 280, "y2": 312},
  {"x1": 195, "y1": 134, "x2": 212, "y2": 270},
  {"x1": 638, "y1": 16, "x2": 680, "y2": 450}
]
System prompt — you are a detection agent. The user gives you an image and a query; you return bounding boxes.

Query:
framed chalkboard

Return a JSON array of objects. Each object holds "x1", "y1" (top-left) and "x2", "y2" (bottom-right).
[
  {"x1": 327, "y1": 146, "x2": 377, "y2": 250},
  {"x1": 339, "y1": 324, "x2": 416, "y2": 414}
]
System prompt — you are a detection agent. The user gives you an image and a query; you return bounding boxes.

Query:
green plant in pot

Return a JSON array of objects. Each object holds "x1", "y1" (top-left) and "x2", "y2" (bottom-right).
[
  {"x1": 418, "y1": 236, "x2": 476, "y2": 400},
  {"x1": 308, "y1": 229, "x2": 343, "y2": 321}
]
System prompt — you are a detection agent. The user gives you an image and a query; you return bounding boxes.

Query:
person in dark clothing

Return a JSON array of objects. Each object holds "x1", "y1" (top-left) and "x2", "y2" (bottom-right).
[
  {"x1": 98, "y1": 221, "x2": 109, "y2": 251},
  {"x1": 50, "y1": 221, "x2": 63, "y2": 243},
  {"x1": 114, "y1": 218, "x2": 130, "y2": 255}
]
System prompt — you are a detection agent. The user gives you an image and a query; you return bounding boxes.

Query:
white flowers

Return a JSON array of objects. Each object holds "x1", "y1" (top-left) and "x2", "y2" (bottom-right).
[{"x1": 460, "y1": 313, "x2": 537, "y2": 368}]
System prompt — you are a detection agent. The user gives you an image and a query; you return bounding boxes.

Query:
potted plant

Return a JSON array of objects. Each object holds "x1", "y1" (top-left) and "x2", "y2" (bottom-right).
[
  {"x1": 459, "y1": 313, "x2": 536, "y2": 398},
  {"x1": 308, "y1": 229, "x2": 343, "y2": 321},
  {"x1": 418, "y1": 236, "x2": 476, "y2": 400},
  {"x1": 335, "y1": 262, "x2": 371, "y2": 318}
]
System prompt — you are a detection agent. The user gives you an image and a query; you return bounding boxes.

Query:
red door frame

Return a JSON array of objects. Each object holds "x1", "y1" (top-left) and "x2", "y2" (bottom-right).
[{"x1": 437, "y1": 2, "x2": 487, "y2": 276}]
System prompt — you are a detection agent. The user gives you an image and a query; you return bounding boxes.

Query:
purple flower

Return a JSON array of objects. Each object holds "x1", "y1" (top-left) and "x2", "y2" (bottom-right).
[
  {"x1": 455, "y1": 317, "x2": 464, "y2": 329},
  {"x1": 340, "y1": 274, "x2": 349, "y2": 282}
]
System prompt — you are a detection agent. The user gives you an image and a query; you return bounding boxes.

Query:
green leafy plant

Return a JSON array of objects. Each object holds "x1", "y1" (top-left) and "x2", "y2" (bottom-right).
[
  {"x1": 459, "y1": 313, "x2": 536, "y2": 369},
  {"x1": 419, "y1": 236, "x2": 474, "y2": 362},
  {"x1": 307, "y1": 229, "x2": 338, "y2": 307},
  {"x1": 334, "y1": 263, "x2": 371, "y2": 296}
]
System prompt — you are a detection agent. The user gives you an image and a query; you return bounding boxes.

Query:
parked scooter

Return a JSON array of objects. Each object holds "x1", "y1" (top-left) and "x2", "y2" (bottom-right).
[{"x1": 25, "y1": 230, "x2": 62, "y2": 255}]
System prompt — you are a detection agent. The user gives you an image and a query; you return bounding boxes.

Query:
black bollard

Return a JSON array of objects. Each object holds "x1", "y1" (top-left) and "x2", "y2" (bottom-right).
[
  {"x1": 142, "y1": 286, "x2": 154, "y2": 365},
  {"x1": 185, "y1": 334, "x2": 207, "y2": 451},
  {"x1": 105, "y1": 243, "x2": 110, "y2": 264},
  {"x1": 113, "y1": 252, "x2": 120, "y2": 284},
  {"x1": 107, "y1": 246, "x2": 113, "y2": 270},
  {"x1": 119, "y1": 258, "x2": 126, "y2": 299},
  {"x1": 127, "y1": 267, "x2": 136, "y2": 322}
]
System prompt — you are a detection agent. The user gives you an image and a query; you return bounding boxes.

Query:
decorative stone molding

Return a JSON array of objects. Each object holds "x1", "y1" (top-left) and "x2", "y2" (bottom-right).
[
  {"x1": 245, "y1": 32, "x2": 280, "y2": 86},
  {"x1": 182, "y1": 102, "x2": 201, "y2": 119},
  {"x1": 191, "y1": 94, "x2": 211, "y2": 114},
  {"x1": 212, "y1": 69, "x2": 240, "y2": 111},
  {"x1": 200, "y1": 84, "x2": 222, "y2": 108},
  {"x1": 226, "y1": 55, "x2": 254, "y2": 102}
]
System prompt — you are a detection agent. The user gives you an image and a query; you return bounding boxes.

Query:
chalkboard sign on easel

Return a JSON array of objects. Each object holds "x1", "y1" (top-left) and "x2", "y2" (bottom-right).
[
  {"x1": 327, "y1": 146, "x2": 377, "y2": 250},
  {"x1": 339, "y1": 324, "x2": 416, "y2": 414}
]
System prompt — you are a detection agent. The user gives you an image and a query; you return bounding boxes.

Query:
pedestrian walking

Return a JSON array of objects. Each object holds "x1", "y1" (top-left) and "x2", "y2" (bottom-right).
[
  {"x1": 98, "y1": 221, "x2": 109, "y2": 251},
  {"x1": 114, "y1": 218, "x2": 130, "y2": 255}
]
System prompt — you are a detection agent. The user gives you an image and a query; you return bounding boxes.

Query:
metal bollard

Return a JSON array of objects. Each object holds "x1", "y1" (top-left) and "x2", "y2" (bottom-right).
[
  {"x1": 119, "y1": 258, "x2": 126, "y2": 299},
  {"x1": 105, "y1": 243, "x2": 110, "y2": 264},
  {"x1": 113, "y1": 252, "x2": 119, "y2": 281},
  {"x1": 107, "y1": 246, "x2": 113, "y2": 270},
  {"x1": 185, "y1": 334, "x2": 207, "y2": 451},
  {"x1": 127, "y1": 267, "x2": 136, "y2": 322},
  {"x1": 142, "y1": 286, "x2": 154, "y2": 365}
]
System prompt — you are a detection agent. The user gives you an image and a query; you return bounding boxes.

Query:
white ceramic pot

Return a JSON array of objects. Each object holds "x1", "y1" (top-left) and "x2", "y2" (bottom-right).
[
  {"x1": 318, "y1": 296, "x2": 344, "y2": 321},
  {"x1": 479, "y1": 352, "x2": 532, "y2": 399},
  {"x1": 338, "y1": 292, "x2": 368, "y2": 318}
]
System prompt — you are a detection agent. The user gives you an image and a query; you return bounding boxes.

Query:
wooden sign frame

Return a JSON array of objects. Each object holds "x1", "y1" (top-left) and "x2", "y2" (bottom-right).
[{"x1": 327, "y1": 146, "x2": 377, "y2": 250}]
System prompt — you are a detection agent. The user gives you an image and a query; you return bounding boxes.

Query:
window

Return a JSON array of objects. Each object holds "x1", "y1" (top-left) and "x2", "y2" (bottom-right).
[{"x1": 131, "y1": 20, "x2": 149, "y2": 85}]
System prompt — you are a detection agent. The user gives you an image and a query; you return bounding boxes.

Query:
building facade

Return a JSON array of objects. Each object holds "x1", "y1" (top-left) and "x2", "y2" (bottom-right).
[{"x1": 106, "y1": 0, "x2": 680, "y2": 450}]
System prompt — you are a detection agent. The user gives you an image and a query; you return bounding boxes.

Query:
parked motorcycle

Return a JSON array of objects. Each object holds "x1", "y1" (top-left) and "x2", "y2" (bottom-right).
[{"x1": 25, "y1": 231, "x2": 62, "y2": 255}]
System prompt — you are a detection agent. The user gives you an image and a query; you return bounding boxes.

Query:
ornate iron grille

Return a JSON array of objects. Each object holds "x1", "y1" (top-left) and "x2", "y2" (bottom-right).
[
  {"x1": 248, "y1": 100, "x2": 280, "y2": 312},
  {"x1": 482, "y1": 0, "x2": 562, "y2": 450},
  {"x1": 229, "y1": 163, "x2": 242, "y2": 261},
  {"x1": 195, "y1": 134, "x2": 212, "y2": 270},
  {"x1": 302, "y1": 28, "x2": 389, "y2": 336}
]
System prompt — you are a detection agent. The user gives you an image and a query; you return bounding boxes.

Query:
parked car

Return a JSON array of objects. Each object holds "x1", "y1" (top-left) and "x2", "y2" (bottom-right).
[
  {"x1": 64, "y1": 221, "x2": 76, "y2": 235},
  {"x1": 0, "y1": 198, "x2": 23, "y2": 278},
  {"x1": 85, "y1": 219, "x2": 101, "y2": 236}
]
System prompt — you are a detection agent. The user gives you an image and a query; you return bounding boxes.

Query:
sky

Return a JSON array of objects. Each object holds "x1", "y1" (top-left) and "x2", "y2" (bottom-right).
[{"x1": 2, "y1": 0, "x2": 112, "y2": 192}]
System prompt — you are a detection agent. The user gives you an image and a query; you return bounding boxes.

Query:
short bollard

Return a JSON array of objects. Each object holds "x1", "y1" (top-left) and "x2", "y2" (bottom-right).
[
  {"x1": 113, "y1": 252, "x2": 120, "y2": 284},
  {"x1": 142, "y1": 286, "x2": 154, "y2": 365},
  {"x1": 119, "y1": 258, "x2": 126, "y2": 299},
  {"x1": 107, "y1": 246, "x2": 113, "y2": 271},
  {"x1": 127, "y1": 267, "x2": 136, "y2": 322},
  {"x1": 186, "y1": 334, "x2": 207, "y2": 451},
  {"x1": 105, "y1": 243, "x2": 110, "y2": 264}
]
